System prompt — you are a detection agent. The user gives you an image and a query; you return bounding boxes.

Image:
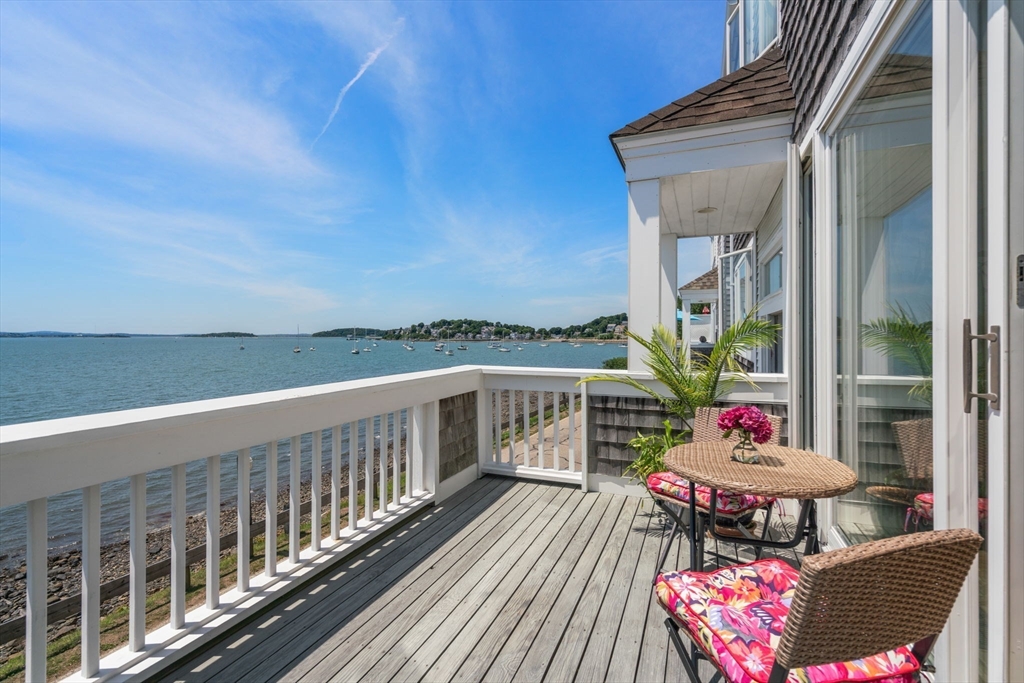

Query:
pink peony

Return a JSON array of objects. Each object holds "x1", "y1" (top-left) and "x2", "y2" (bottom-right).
[{"x1": 717, "y1": 406, "x2": 773, "y2": 444}]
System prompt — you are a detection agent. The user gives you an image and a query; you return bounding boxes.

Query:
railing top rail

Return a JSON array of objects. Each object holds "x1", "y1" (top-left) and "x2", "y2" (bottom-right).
[{"x1": 0, "y1": 366, "x2": 481, "y2": 507}]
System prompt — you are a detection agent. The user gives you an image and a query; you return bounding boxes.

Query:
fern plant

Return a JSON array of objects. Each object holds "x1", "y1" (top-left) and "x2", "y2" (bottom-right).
[{"x1": 624, "y1": 420, "x2": 686, "y2": 483}]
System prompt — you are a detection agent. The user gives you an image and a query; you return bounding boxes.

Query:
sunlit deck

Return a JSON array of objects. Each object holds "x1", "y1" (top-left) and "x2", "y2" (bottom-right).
[{"x1": 154, "y1": 477, "x2": 804, "y2": 683}]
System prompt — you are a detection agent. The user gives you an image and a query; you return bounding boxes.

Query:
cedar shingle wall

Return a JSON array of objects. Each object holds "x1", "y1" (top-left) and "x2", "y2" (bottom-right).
[
  {"x1": 780, "y1": 0, "x2": 873, "y2": 143},
  {"x1": 587, "y1": 396, "x2": 789, "y2": 477},
  {"x1": 439, "y1": 392, "x2": 477, "y2": 481}
]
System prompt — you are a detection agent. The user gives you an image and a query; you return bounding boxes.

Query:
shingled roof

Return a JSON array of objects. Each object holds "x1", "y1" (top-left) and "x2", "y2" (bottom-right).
[
  {"x1": 611, "y1": 47, "x2": 795, "y2": 140},
  {"x1": 680, "y1": 267, "x2": 719, "y2": 292}
]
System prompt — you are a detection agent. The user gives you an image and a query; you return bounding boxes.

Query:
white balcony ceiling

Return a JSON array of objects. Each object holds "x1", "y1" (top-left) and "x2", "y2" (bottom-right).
[{"x1": 659, "y1": 161, "x2": 786, "y2": 237}]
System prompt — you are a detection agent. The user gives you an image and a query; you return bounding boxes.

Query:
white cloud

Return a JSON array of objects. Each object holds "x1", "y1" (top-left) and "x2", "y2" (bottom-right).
[
  {"x1": 0, "y1": 3, "x2": 319, "y2": 176},
  {"x1": 0, "y1": 163, "x2": 337, "y2": 312}
]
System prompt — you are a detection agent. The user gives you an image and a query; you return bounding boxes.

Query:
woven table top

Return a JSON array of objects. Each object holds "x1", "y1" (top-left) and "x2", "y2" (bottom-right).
[{"x1": 664, "y1": 442, "x2": 858, "y2": 499}]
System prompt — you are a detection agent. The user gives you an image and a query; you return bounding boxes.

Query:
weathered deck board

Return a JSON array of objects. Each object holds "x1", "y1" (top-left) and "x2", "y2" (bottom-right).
[{"x1": 155, "y1": 478, "x2": 805, "y2": 683}]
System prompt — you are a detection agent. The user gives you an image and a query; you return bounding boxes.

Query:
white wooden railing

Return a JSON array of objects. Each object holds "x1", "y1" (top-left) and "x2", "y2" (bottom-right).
[{"x1": 0, "y1": 365, "x2": 790, "y2": 682}]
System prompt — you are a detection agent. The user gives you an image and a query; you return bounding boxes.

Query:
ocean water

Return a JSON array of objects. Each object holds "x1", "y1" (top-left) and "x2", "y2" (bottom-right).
[{"x1": 0, "y1": 336, "x2": 625, "y2": 565}]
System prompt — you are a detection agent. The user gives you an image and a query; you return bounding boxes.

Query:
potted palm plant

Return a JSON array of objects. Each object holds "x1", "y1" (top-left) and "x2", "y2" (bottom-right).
[{"x1": 580, "y1": 309, "x2": 780, "y2": 480}]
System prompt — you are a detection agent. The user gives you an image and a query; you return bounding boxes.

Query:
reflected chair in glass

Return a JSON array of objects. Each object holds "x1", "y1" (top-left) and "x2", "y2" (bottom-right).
[
  {"x1": 657, "y1": 528, "x2": 982, "y2": 683},
  {"x1": 647, "y1": 407, "x2": 783, "y2": 577}
]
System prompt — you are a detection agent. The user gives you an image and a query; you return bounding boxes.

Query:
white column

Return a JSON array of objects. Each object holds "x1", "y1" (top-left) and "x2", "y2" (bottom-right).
[
  {"x1": 25, "y1": 498, "x2": 47, "y2": 682},
  {"x1": 129, "y1": 474, "x2": 146, "y2": 651},
  {"x1": 477, "y1": 387, "x2": 490, "y2": 476},
  {"x1": 81, "y1": 485, "x2": 100, "y2": 678},
  {"x1": 170, "y1": 463, "x2": 186, "y2": 627},
  {"x1": 627, "y1": 178, "x2": 663, "y2": 371},
  {"x1": 660, "y1": 232, "x2": 678, "y2": 336},
  {"x1": 680, "y1": 296, "x2": 693, "y2": 344}
]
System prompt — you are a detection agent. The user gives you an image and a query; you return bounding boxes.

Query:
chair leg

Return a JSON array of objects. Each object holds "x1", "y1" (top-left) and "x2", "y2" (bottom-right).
[
  {"x1": 654, "y1": 519, "x2": 679, "y2": 584},
  {"x1": 767, "y1": 662, "x2": 789, "y2": 683},
  {"x1": 664, "y1": 618, "x2": 703, "y2": 683}
]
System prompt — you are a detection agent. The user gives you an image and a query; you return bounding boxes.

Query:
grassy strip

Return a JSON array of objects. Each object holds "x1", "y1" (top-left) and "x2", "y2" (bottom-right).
[{"x1": 0, "y1": 479, "x2": 401, "y2": 683}]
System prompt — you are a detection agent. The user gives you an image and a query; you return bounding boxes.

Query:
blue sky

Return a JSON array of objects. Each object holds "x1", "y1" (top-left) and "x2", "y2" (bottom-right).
[{"x1": 0, "y1": 1, "x2": 723, "y2": 334}]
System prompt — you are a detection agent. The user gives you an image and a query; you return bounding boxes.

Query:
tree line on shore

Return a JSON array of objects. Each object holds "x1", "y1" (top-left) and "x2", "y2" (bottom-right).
[{"x1": 312, "y1": 313, "x2": 628, "y2": 340}]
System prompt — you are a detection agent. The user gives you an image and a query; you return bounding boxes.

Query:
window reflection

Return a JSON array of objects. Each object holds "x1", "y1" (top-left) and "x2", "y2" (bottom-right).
[{"x1": 834, "y1": 4, "x2": 933, "y2": 543}]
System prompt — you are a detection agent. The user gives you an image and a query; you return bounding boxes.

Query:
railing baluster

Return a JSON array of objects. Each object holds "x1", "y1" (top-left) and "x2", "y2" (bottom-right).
[
  {"x1": 392, "y1": 411, "x2": 400, "y2": 507},
  {"x1": 81, "y1": 484, "x2": 100, "y2": 677},
  {"x1": 311, "y1": 431, "x2": 322, "y2": 552},
  {"x1": 171, "y1": 463, "x2": 186, "y2": 625},
  {"x1": 25, "y1": 497, "x2": 47, "y2": 682},
  {"x1": 206, "y1": 456, "x2": 220, "y2": 609},
  {"x1": 237, "y1": 448, "x2": 250, "y2": 592},
  {"x1": 404, "y1": 409, "x2": 412, "y2": 500},
  {"x1": 129, "y1": 473, "x2": 146, "y2": 651},
  {"x1": 348, "y1": 421, "x2": 358, "y2": 531},
  {"x1": 506, "y1": 391, "x2": 515, "y2": 465},
  {"x1": 364, "y1": 419, "x2": 374, "y2": 523},
  {"x1": 491, "y1": 389, "x2": 499, "y2": 464},
  {"x1": 332, "y1": 425, "x2": 342, "y2": 541},
  {"x1": 289, "y1": 435, "x2": 301, "y2": 564},
  {"x1": 568, "y1": 392, "x2": 576, "y2": 473},
  {"x1": 265, "y1": 440, "x2": 277, "y2": 578},
  {"x1": 538, "y1": 391, "x2": 546, "y2": 469},
  {"x1": 378, "y1": 414, "x2": 387, "y2": 515},
  {"x1": 561, "y1": 393, "x2": 569, "y2": 473},
  {"x1": 523, "y1": 390, "x2": 530, "y2": 467}
]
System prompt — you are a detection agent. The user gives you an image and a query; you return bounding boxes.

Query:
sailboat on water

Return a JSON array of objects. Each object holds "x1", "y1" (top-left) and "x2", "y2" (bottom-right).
[
  {"x1": 351, "y1": 328, "x2": 360, "y2": 355},
  {"x1": 293, "y1": 326, "x2": 301, "y2": 353}
]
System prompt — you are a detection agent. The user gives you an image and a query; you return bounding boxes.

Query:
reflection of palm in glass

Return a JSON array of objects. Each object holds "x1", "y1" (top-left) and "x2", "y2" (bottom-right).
[{"x1": 860, "y1": 303, "x2": 932, "y2": 405}]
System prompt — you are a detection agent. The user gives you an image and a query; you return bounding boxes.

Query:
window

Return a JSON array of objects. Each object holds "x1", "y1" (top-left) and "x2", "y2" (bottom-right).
[
  {"x1": 724, "y1": 0, "x2": 778, "y2": 74},
  {"x1": 728, "y1": 8, "x2": 740, "y2": 74},
  {"x1": 764, "y1": 251, "x2": 782, "y2": 295},
  {"x1": 743, "y1": 0, "x2": 778, "y2": 64}
]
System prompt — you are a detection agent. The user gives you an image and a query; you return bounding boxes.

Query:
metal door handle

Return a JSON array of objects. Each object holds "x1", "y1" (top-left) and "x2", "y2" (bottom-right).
[{"x1": 963, "y1": 319, "x2": 1001, "y2": 413}]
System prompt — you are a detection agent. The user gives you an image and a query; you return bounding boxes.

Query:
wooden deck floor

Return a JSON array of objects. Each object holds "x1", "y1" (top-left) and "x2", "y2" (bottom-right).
[{"x1": 154, "y1": 476, "x2": 803, "y2": 683}]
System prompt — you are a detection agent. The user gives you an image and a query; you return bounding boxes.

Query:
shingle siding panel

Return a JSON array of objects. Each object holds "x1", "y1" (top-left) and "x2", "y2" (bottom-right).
[{"x1": 780, "y1": 0, "x2": 874, "y2": 143}]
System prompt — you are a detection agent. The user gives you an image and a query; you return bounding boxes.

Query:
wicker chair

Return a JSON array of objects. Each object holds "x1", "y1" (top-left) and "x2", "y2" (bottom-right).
[
  {"x1": 647, "y1": 407, "x2": 783, "y2": 577},
  {"x1": 657, "y1": 528, "x2": 983, "y2": 683}
]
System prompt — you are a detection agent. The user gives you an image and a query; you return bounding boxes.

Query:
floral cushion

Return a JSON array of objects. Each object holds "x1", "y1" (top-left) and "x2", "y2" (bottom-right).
[
  {"x1": 913, "y1": 492, "x2": 988, "y2": 522},
  {"x1": 648, "y1": 471, "x2": 774, "y2": 515},
  {"x1": 656, "y1": 560, "x2": 919, "y2": 683}
]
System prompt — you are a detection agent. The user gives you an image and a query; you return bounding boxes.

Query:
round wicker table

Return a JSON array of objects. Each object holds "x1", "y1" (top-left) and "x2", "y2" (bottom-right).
[{"x1": 664, "y1": 442, "x2": 857, "y2": 570}]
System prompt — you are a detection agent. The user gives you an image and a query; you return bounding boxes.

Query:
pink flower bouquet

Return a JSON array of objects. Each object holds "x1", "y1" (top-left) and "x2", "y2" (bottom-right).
[{"x1": 717, "y1": 406, "x2": 773, "y2": 463}]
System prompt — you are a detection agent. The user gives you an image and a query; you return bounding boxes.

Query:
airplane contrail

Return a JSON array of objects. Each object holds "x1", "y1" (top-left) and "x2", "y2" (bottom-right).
[{"x1": 311, "y1": 24, "x2": 402, "y2": 150}]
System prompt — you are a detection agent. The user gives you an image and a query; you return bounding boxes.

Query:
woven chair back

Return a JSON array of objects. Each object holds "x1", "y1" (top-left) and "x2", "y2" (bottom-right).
[
  {"x1": 692, "y1": 407, "x2": 782, "y2": 446},
  {"x1": 891, "y1": 418, "x2": 987, "y2": 484},
  {"x1": 774, "y1": 528, "x2": 982, "y2": 671}
]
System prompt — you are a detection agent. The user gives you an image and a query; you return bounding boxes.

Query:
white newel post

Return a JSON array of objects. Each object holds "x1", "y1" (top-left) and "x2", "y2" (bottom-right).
[
  {"x1": 476, "y1": 387, "x2": 489, "y2": 478},
  {"x1": 265, "y1": 440, "x2": 277, "y2": 578},
  {"x1": 411, "y1": 401, "x2": 438, "y2": 496},
  {"x1": 627, "y1": 178, "x2": 671, "y2": 371},
  {"x1": 170, "y1": 463, "x2": 186, "y2": 627}
]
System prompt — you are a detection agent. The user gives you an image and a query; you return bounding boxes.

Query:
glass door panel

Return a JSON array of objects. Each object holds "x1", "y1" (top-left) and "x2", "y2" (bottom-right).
[{"x1": 833, "y1": 5, "x2": 932, "y2": 543}]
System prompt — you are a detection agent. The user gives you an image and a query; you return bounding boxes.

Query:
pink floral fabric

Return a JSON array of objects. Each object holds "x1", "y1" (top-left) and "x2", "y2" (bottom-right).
[
  {"x1": 648, "y1": 471, "x2": 774, "y2": 515},
  {"x1": 655, "y1": 560, "x2": 919, "y2": 683},
  {"x1": 906, "y1": 492, "x2": 988, "y2": 530}
]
